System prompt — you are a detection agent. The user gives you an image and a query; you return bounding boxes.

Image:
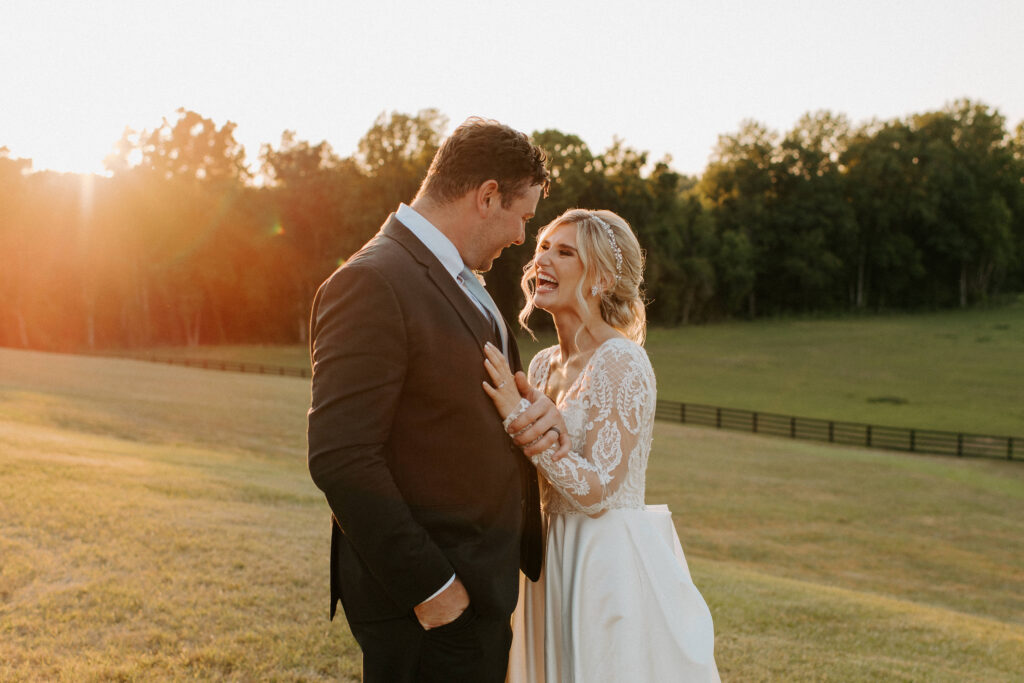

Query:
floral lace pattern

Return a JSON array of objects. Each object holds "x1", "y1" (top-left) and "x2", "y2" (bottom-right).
[{"x1": 506, "y1": 338, "x2": 656, "y2": 516}]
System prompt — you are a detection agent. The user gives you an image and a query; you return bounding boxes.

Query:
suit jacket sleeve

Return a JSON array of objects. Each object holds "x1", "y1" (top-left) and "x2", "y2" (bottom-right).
[{"x1": 307, "y1": 262, "x2": 454, "y2": 610}]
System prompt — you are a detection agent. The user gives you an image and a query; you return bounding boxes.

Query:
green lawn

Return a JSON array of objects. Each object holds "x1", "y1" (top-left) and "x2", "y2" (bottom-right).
[
  {"x1": 134, "y1": 299, "x2": 1024, "y2": 437},
  {"x1": 530, "y1": 299, "x2": 1024, "y2": 437},
  {"x1": 1, "y1": 348, "x2": 1021, "y2": 681},
  {"x1": 125, "y1": 344, "x2": 311, "y2": 372}
]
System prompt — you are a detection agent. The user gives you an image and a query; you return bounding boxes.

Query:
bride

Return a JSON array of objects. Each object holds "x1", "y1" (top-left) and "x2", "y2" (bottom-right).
[{"x1": 482, "y1": 209, "x2": 720, "y2": 682}]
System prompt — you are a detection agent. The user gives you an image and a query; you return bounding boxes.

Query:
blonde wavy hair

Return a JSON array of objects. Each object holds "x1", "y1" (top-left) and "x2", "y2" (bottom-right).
[{"x1": 519, "y1": 208, "x2": 647, "y2": 344}]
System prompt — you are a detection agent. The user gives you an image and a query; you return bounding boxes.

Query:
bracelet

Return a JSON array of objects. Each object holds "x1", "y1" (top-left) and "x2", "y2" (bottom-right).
[{"x1": 502, "y1": 398, "x2": 531, "y2": 434}]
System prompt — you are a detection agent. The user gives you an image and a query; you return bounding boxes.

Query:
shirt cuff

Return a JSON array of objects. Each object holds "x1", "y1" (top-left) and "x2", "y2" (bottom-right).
[{"x1": 419, "y1": 573, "x2": 456, "y2": 605}]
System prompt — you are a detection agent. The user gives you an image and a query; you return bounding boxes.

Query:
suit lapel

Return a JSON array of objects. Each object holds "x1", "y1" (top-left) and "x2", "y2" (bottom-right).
[
  {"x1": 381, "y1": 216, "x2": 498, "y2": 351},
  {"x1": 505, "y1": 318, "x2": 523, "y2": 373}
]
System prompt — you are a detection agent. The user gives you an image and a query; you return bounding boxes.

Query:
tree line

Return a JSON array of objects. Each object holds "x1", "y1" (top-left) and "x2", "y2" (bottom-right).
[{"x1": 1, "y1": 101, "x2": 1022, "y2": 351}]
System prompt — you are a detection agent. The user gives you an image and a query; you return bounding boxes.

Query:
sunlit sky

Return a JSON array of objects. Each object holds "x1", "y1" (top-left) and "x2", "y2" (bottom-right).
[{"x1": 2, "y1": 0, "x2": 1022, "y2": 178}]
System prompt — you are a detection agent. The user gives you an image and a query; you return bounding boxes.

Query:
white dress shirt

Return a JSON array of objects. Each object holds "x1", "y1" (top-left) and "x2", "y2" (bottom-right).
[
  {"x1": 395, "y1": 202, "x2": 472, "y2": 604},
  {"x1": 395, "y1": 203, "x2": 491, "y2": 321}
]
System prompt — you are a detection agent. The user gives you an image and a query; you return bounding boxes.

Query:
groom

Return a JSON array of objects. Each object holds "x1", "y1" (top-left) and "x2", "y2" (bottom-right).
[{"x1": 307, "y1": 118, "x2": 567, "y2": 682}]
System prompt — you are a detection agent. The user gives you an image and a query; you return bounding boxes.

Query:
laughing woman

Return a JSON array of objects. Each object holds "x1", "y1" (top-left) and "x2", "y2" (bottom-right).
[{"x1": 483, "y1": 209, "x2": 720, "y2": 682}]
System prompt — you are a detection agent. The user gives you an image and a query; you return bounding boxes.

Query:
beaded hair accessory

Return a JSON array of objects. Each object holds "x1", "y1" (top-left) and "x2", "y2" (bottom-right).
[{"x1": 590, "y1": 213, "x2": 623, "y2": 281}]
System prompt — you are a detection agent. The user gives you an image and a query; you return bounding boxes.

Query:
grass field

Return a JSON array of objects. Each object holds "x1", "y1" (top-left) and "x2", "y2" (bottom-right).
[
  {"x1": 138, "y1": 298, "x2": 1024, "y2": 437},
  {"x1": 2, "y1": 348, "x2": 1022, "y2": 681}
]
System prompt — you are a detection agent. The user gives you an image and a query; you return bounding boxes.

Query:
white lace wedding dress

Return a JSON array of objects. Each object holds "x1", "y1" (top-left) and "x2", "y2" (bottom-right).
[{"x1": 505, "y1": 338, "x2": 720, "y2": 682}]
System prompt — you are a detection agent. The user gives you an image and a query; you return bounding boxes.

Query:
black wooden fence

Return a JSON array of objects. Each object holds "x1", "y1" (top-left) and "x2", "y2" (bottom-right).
[
  {"x1": 129, "y1": 354, "x2": 1018, "y2": 461},
  {"x1": 655, "y1": 400, "x2": 1018, "y2": 461},
  {"x1": 139, "y1": 355, "x2": 310, "y2": 378}
]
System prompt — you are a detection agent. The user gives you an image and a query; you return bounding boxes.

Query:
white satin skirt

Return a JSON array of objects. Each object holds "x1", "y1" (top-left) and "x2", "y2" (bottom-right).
[{"x1": 507, "y1": 505, "x2": 720, "y2": 682}]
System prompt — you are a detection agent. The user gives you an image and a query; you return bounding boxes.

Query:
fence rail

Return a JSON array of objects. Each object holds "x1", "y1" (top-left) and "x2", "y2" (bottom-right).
[
  {"x1": 125, "y1": 354, "x2": 1017, "y2": 461},
  {"x1": 137, "y1": 355, "x2": 310, "y2": 378},
  {"x1": 655, "y1": 400, "x2": 1018, "y2": 461}
]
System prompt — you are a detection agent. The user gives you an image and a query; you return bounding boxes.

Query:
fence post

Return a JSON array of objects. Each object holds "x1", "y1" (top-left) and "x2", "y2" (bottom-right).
[
  {"x1": 866, "y1": 425, "x2": 872, "y2": 447},
  {"x1": 1009, "y1": 437, "x2": 1014, "y2": 461},
  {"x1": 716, "y1": 407, "x2": 722, "y2": 429},
  {"x1": 910, "y1": 429, "x2": 916, "y2": 452},
  {"x1": 680, "y1": 403, "x2": 686, "y2": 424},
  {"x1": 828, "y1": 421, "x2": 834, "y2": 442},
  {"x1": 957, "y1": 433, "x2": 963, "y2": 457},
  {"x1": 790, "y1": 416, "x2": 796, "y2": 438},
  {"x1": 752, "y1": 412, "x2": 758, "y2": 433}
]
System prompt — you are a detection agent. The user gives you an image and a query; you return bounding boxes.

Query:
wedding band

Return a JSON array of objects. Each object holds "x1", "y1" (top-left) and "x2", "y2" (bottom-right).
[
  {"x1": 497, "y1": 381, "x2": 506, "y2": 389},
  {"x1": 546, "y1": 426, "x2": 561, "y2": 437}
]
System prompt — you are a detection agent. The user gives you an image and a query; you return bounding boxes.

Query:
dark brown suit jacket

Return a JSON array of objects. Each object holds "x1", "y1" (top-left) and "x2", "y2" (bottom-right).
[{"x1": 307, "y1": 214, "x2": 542, "y2": 624}]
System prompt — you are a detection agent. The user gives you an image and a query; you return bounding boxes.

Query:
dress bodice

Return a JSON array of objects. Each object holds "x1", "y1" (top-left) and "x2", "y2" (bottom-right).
[
  {"x1": 509, "y1": 337, "x2": 656, "y2": 516},
  {"x1": 506, "y1": 340, "x2": 721, "y2": 683}
]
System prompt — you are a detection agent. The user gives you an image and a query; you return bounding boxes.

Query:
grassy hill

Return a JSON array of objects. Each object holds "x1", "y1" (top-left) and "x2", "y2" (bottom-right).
[
  {"x1": 531, "y1": 299, "x2": 1024, "y2": 437},
  {"x1": 2, "y1": 349, "x2": 1021, "y2": 681},
  {"x1": 139, "y1": 299, "x2": 1024, "y2": 437}
]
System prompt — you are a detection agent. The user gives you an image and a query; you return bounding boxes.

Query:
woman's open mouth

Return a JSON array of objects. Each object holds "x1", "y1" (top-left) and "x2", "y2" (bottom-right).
[{"x1": 536, "y1": 271, "x2": 558, "y2": 293}]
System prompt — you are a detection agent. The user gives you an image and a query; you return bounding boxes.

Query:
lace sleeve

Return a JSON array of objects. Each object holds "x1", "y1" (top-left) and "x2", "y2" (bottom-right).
[
  {"x1": 507, "y1": 342, "x2": 656, "y2": 516},
  {"x1": 526, "y1": 346, "x2": 555, "y2": 388}
]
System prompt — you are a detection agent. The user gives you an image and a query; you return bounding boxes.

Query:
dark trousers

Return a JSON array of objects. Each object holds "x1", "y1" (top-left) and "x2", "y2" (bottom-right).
[{"x1": 349, "y1": 606, "x2": 512, "y2": 683}]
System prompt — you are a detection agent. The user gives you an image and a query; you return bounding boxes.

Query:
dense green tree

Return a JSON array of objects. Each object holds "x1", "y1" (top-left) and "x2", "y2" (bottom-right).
[
  {"x1": 357, "y1": 109, "x2": 447, "y2": 221},
  {"x1": 700, "y1": 120, "x2": 779, "y2": 316},
  {"x1": 711, "y1": 226, "x2": 755, "y2": 316},
  {"x1": 489, "y1": 129, "x2": 602, "y2": 322},
  {"x1": 1008, "y1": 122, "x2": 1024, "y2": 290},
  {"x1": 646, "y1": 182, "x2": 718, "y2": 325},
  {"x1": 260, "y1": 131, "x2": 366, "y2": 339},
  {"x1": 102, "y1": 109, "x2": 255, "y2": 346},
  {"x1": 910, "y1": 101, "x2": 1016, "y2": 306},
  {"x1": 844, "y1": 120, "x2": 909, "y2": 308},
  {"x1": 106, "y1": 108, "x2": 248, "y2": 182},
  {"x1": 530, "y1": 129, "x2": 602, "y2": 225},
  {"x1": 0, "y1": 148, "x2": 33, "y2": 347},
  {"x1": 3, "y1": 105, "x2": 1023, "y2": 353},
  {"x1": 767, "y1": 111, "x2": 856, "y2": 310}
]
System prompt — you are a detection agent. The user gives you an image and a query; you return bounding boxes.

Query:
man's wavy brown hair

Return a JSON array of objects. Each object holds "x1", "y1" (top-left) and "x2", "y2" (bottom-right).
[{"x1": 417, "y1": 117, "x2": 549, "y2": 207}]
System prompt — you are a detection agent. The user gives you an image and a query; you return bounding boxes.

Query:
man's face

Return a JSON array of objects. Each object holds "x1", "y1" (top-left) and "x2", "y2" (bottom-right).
[{"x1": 468, "y1": 183, "x2": 543, "y2": 272}]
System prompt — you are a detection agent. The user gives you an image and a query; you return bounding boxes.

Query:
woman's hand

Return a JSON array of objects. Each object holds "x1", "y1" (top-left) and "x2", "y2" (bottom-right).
[
  {"x1": 482, "y1": 342, "x2": 524, "y2": 419},
  {"x1": 507, "y1": 373, "x2": 571, "y2": 460}
]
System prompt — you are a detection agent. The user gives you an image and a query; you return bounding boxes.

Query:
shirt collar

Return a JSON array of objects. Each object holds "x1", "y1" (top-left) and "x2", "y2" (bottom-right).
[{"x1": 396, "y1": 203, "x2": 465, "y2": 281}]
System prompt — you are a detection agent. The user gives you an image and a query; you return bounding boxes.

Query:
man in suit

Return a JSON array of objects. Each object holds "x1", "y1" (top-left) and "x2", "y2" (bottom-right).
[{"x1": 307, "y1": 118, "x2": 567, "y2": 682}]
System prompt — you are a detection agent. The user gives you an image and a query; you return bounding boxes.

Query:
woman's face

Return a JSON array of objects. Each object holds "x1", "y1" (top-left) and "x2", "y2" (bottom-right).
[{"x1": 532, "y1": 222, "x2": 586, "y2": 314}]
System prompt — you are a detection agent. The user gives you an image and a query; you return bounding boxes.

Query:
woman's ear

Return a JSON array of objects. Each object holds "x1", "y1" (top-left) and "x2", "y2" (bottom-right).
[{"x1": 590, "y1": 275, "x2": 613, "y2": 296}]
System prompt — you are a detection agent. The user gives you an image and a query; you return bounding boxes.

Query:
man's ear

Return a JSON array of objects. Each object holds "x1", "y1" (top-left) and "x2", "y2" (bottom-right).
[{"x1": 475, "y1": 180, "x2": 500, "y2": 217}]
